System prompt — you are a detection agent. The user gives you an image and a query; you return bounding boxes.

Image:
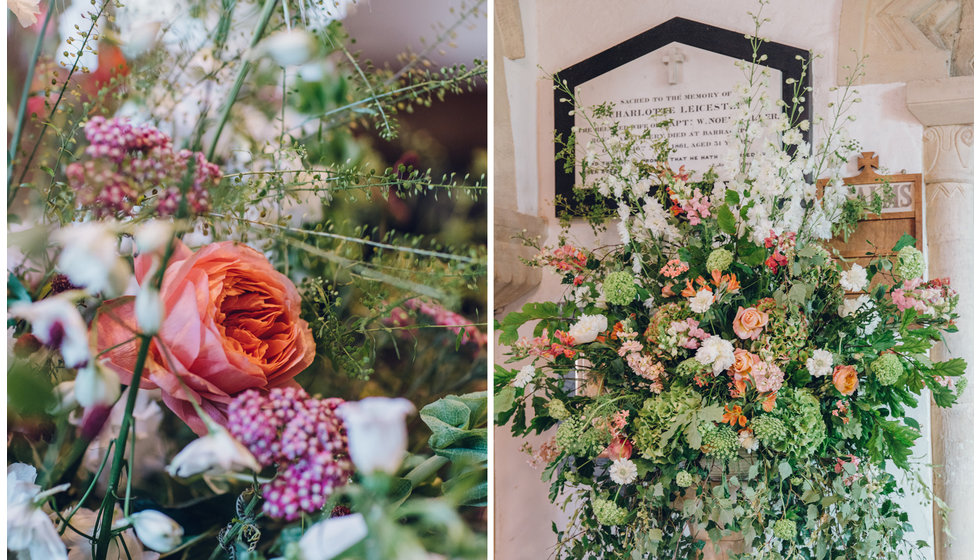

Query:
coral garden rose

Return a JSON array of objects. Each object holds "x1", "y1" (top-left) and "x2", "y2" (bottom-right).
[
  {"x1": 95, "y1": 241, "x2": 315, "y2": 434},
  {"x1": 732, "y1": 306, "x2": 769, "y2": 340},
  {"x1": 832, "y1": 365, "x2": 859, "y2": 396},
  {"x1": 728, "y1": 348, "x2": 759, "y2": 393}
]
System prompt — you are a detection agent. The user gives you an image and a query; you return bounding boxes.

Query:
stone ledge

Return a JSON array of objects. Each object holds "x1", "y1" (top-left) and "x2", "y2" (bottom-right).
[
  {"x1": 907, "y1": 76, "x2": 974, "y2": 126},
  {"x1": 494, "y1": 206, "x2": 546, "y2": 314}
]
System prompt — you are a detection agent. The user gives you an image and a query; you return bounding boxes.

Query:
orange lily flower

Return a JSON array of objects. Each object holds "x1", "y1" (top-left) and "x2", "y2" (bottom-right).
[
  {"x1": 681, "y1": 279, "x2": 698, "y2": 298},
  {"x1": 761, "y1": 392, "x2": 778, "y2": 412},
  {"x1": 723, "y1": 405, "x2": 747, "y2": 427}
]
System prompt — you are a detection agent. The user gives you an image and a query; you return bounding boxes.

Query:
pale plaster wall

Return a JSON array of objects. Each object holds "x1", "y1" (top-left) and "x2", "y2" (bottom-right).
[{"x1": 495, "y1": 1, "x2": 942, "y2": 559}]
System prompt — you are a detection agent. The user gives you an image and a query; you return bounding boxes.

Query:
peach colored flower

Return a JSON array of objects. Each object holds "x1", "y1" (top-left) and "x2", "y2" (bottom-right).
[
  {"x1": 95, "y1": 241, "x2": 315, "y2": 434},
  {"x1": 728, "y1": 348, "x2": 759, "y2": 394},
  {"x1": 732, "y1": 306, "x2": 769, "y2": 340},
  {"x1": 832, "y1": 365, "x2": 859, "y2": 396}
]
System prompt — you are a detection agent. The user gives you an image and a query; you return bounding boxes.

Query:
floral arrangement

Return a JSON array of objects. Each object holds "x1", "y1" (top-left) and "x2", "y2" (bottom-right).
[
  {"x1": 495, "y1": 17, "x2": 965, "y2": 560},
  {"x1": 7, "y1": 1, "x2": 487, "y2": 559}
]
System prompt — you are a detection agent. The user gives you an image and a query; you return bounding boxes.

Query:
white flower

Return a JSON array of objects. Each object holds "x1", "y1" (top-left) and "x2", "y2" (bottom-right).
[
  {"x1": 568, "y1": 314, "x2": 608, "y2": 345},
  {"x1": 297, "y1": 513, "x2": 368, "y2": 560},
  {"x1": 337, "y1": 397, "x2": 416, "y2": 475},
  {"x1": 9, "y1": 0, "x2": 41, "y2": 27},
  {"x1": 739, "y1": 430, "x2": 759, "y2": 453},
  {"x1": 8, "y1": 463, "x2": 69, "y2": 560},
  {"x1": 806, "y1": 349, "x2": 834, "y2": 378},
  {"x1": 695, "y1": 336, "x2": 735, "y2": 375},
  {"x1": 53, "y1": 222, "x2": 129, "y2": 297},
  {"x1": 135, "y1": 286, "x2": 164, "y2": 335},
  {"x1": 10, "y1": 293, "x2": 92, "y2": 369},
  {"x1": 262, "y1": 29, "x2": 317, "y2": 66},
  {"x1": 303, "y1": 0, "x2": 356, "y2": 31},
  {"x1": 688, "y1": 288, "x2": 714, "y2": 314},
  {"x1": 609, "y1": 458, "x2": 638, "y2": 485},
  {"x1": 74, "y1": 361, "x2": 121, "y2": 408},
  {"x1": 127, "y1": 510, "x2": 183, "y2": 553},
  {"x1": 166, "y1": 424, "x2": 260, "y2": 479},
  {"x1": 61, "y1": 507, "x2": 158, "y2": 560},
  {"x1": 838, "y1": 295, "x2": 871, "y2": 318},
  {"x1": 513, "y1": 365, "x2": 535, "y2": 388},
  {"x1": 840, "y1": 263, "x2": 868, "y2": 292},
  {"x1": 132, "y1": 221, "x2": 174, "y2": 254}
]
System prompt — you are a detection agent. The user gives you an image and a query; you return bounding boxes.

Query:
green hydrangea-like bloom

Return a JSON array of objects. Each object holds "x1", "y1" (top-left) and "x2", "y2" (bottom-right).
[
  {"x1": 593, "y1": 497, "x2": 629, "y2": 525},
  {"x1": 706, "y1": 248, "x2": 733, "y2": 272},
  {"x1": 555, "y1": 414, "x2": 608, "y2": 457},
  {"x1": 896, "y1": 246, "x2": 925, "y2": 280},
  {"x1": 675, "y1": 357, "x2": 709, "y2": 377},
  {"x1": 773, "y1": 519, "x2": 796, "y2": 540},
  {"x1": 700, "y1": 424, "x2": 739, "y2": 460},
  {"x1": 751, "y1": 415, "x2": 789, "y2": 449},
  {"x1": 777, "y1": 388, "x2": 826, "y2": 459},
  {"x1": 555, "y1": 416, "x2": 585, "y2": 454},
  {"x1": 603, "y1": 271, "x2": 637, "y2": 306},
  {"x1": 870, "y1": 353, "x2": 903, "y2": 386},
  {"x1": 675, "y1": 470, "x2": 693, "y2": 488},
  {"x1": 755, "y1": 299, "x2": 809, "y2": 364},
  {"x1": 547, "y1": 398, "x2": 570, "y2": 420},
  {"x1": 633, "y1": 385, "x2": 703, "y2": 460}
]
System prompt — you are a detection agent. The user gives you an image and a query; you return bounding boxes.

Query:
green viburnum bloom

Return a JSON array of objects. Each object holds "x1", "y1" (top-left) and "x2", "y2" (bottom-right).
[
  {"x1": 603, "y1": 270, "x2": 637, "y2": 306},
  {"x1": 555, "y1": 416, "x2": 585, "y2": 454},
  {"x1": 773, "y1": 519, "x2": 796, "y2": 540},
  {"x1": 896, "y1": 246, "x2": 925, "y2": 280},
  {"x1": 706, "y1": 248, "x2": 733, "y2": 272},
  {"x1": 547, "y1": 398, "x2": 570, "y2": 420},
  {"x1": 700, "y1": 424, "x2": 740, "y2": 460},
  {"x1": 870, "y1": 353, "x2": 903, "y2": 386},
  {"x1": 777, "y1": 388, "x2": 826, "y2": 459},
  {"x1": 750, "y1": 415, "x2": 788, "y2": 450},
  {"x1": 556, "y1": 414, "x2": 609, "y2": 457},
  {"x1": 675, "y1": 470, "x2": 693, "y2": 488},
  {"x1": 633, "y1": 385, "x2": 702, "y2": 460},
  {"x1": 593, "y1": 497, "x2": 629, "y2": 526},
  {"x1": 675, "y1": 357, "x2": 710, "y2": 377}
]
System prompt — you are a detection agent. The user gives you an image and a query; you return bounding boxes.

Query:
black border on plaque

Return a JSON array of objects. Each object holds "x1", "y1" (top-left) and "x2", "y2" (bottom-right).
[{"x1": 553, "y1": 17, "x2": 812, "y2": 216}]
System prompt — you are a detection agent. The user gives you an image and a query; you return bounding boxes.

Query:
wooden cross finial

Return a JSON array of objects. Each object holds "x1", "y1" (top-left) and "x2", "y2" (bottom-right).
[{"x1": 857, "y1": 152, "x2": 879, "y2": 172}]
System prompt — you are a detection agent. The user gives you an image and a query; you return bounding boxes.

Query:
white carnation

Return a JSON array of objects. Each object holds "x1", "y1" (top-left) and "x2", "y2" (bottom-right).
[
  {"x1": 688, "y1": 288, "x2": 714, "y2": 314},
  {"x1": 695, "y1": 335, "x2": 735, "y2": 375},
  {"x1": 806, "y1": 349, "x2": 834, "y2": 377},
  {"x1": 513, "y1": 365, "x2": 536, "y2": 388},
  {"x1": 840, "y1": 263, "x2": 868, "y2": 292},
  {"x1": 569, "y1": 314, "x2": 608, "y2": 345},
  {"x1": 609, "y1": 458, "x2": 638, "y2": 485}
]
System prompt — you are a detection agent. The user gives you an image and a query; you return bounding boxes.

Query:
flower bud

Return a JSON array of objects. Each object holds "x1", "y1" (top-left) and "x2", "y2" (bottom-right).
[
  {"x1": 10, "y1": 294, "x2": 92, "y2": 369},
  {"x1": 166, "y1": 424, "x2": 260, "y2": 478},
  {"x1": 53, "y1": 222, "x2": 129, "y2": 297},
  {"x1": 262, "y1": 29, "x2": 317, "y2": 66},
  {"x1": 297, "y1": 513, "x2": 368, "y2": 560},
  {"x1": 135, "y1": 286, "x2": 164, "y2": 335},
  {"x1": 127, "y1": 510, "x2": 183, "y2": 553},
  {"x1": 337, "y1": 397, "x2": 415, "y2": 475},
  {"x1": 74, "y1": 362, "x2": 121, "y2": 408}
]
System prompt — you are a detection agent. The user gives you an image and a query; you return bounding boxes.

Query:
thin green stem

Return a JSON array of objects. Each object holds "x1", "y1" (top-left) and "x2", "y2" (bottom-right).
[
  {"x1": 59, "y1": 440, "x2": 115, "y2": 535},
  {"x1": 206, "y1": 0, "x2": 279, "y2": 160},
  {"x1": 93, "y1": 335, "x2": 151, "y2": 560},
  {"x1": 7, "y1": 5, "x2": 55, "y2": 201}
]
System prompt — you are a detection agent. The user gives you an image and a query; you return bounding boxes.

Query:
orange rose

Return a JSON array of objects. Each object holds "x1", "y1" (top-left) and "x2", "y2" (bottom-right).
[
  {"x1": 732, "y1": 306, "x2": 769, "y2": 340},
  {"x1": 832, "y1": 365, "x2": 859, "y2": 396},
  {"x1": 96, "y1": 241, "x2": 315, "y2": 434},
  {"x1": 730, "y1": 348, "x2": 758, "y2": 378}
]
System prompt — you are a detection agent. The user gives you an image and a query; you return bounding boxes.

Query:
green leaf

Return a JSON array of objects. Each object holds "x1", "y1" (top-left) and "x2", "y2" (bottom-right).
[
  {"x1": 738, "y1": 244, "x2": 767, "y2": 267},
  {"x1": 421, "y1": 391, "x2": 488, "y2": 464},
  {"x1": 717, "y1": 205, "x2": 736, "y2": 235},
  {"x1": 892, "y1": 234, "x2": 917, "y2": 252},
  {"x1": 778, "y1": 461, "x2": 792, "y2": 480},
  {"x1": 725, "y1": 189, "x2": 740, "y2": 206},
  {"x1": 932, "y1": 358, "x2": 967, "y2": 378},
  {"x1": 8, "y1": 274, "x2": 31, "y2": 305}
]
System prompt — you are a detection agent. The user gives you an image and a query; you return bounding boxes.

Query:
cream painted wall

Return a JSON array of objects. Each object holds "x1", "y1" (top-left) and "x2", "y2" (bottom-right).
[{"x1": 496, "y1": 1, "x2": 936, "y2": 558}]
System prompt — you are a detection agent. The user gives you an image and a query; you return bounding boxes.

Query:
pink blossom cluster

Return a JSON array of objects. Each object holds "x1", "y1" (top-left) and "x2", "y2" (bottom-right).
[
  {"x1": 678, "y1": 191, "x2": 712, "y2": 225},
  {"x1": 226, "y1": 387, "x2": 353, "y2": 521},
  {"x1": 668, "y1": 318, "x2": 709, "y2": 350},
  {"x1": 834, "y1": 455, "x2": 862, "y2": 486},
  {"x1": 763, "y1": 230, "x2": 796, "y2": 273},
  {"x1": 535, "y1": 245, "x2": 588, "y2": 286},
  {"x1": 890, "y1": 278, "x2": 957, "y2": 323},
  {"x1": 624, "y1": 352, "x2": 665, "y2": 393},
  {"x1": 750, "y1": 361, "x2": 785, "y2": 393},
  {"x1": 65, "y1": 116, "x2": 221, "y2": 217},
  {"x1": 659, "y1": 259, "x2": 689, "y2": 279},
  {"x1": 515, "y1": 328, "x2": 576, "y2": 360}
]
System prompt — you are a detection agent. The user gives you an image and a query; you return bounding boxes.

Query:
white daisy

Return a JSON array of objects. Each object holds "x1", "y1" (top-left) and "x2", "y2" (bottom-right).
[
  {"x1": 806, "y1": 349, "x2": 834, "y2": 378},
  {"x1": 609, "y1": 458, "x2": 638, "y2": 485}
]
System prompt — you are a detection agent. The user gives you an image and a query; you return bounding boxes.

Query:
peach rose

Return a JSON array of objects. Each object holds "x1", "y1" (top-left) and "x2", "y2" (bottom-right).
[
  {"x1": 732, "y1": 306, "x2": 769, "y2": 340},
  {"x1": 95, "y1": 241, "x2": 315, "y2": 434},
  {"x1": 728, "y1": 348, "x2": 759, "y2": 393},
  {"x1": 832, "y1": 365, "x2": 859, "y2": 396}
]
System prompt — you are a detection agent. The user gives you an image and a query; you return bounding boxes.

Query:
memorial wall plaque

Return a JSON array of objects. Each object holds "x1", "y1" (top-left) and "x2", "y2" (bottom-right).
[{"x1": 553, "y1": 17, "x2": 811, "y2": 215}]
